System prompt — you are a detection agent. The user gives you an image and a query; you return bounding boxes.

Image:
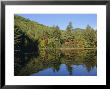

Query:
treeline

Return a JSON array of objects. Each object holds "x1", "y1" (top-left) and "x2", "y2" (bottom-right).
[{"x1": 14, "y1": 15, "x2": 97, "y2": 51}]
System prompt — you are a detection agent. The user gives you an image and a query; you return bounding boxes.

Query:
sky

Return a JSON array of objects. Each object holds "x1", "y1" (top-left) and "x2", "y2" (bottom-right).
[{"x1": 16, "y1": 14, "x2": 97, "y2": 30}]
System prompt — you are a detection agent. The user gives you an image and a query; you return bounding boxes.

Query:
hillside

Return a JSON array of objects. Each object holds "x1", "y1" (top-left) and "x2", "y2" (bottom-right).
[{"x1": 14, "y1": 15, "x2": 97, "y2": 52}]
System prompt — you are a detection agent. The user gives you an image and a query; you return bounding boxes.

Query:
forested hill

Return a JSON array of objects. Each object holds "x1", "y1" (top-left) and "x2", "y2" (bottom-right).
[{"x1": 14, "y1": 15, "x2": 97, "y2": 51}]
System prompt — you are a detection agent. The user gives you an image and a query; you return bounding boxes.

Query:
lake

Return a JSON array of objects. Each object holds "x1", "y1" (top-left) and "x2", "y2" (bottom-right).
[{"x1": 14, "y1": 49, "x2": 97, "y2": 76}]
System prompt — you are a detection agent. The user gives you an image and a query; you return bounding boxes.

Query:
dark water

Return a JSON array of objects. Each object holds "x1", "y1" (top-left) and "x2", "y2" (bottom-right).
[{"x1": 14, "y1": 49, "x2": 97, "y2": 76}]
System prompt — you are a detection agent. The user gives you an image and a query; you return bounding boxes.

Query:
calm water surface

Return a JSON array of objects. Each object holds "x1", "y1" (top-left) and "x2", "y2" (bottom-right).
[{"x1": 14, "y1": 49, "x2": 97, "y2": 76}]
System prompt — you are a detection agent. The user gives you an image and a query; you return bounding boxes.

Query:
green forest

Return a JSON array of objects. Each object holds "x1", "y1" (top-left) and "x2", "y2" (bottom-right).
[{"x1": 14, "y1": 15, "x2": 97, "y2": 52}]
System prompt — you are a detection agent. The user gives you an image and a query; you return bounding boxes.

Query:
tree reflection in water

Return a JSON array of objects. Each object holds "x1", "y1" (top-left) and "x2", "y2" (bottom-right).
[{"x1": 14, "y1": 49, "x2": 97, "y2": 76}]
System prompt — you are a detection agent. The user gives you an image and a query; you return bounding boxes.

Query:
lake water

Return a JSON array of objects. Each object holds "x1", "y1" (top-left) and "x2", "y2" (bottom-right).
[{"x1": 14, "y1": 49, "x2": 97, "y2": 76}]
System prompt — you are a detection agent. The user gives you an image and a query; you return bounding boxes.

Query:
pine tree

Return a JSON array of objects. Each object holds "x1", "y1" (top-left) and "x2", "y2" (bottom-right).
[{"x1": 66, "y1": 22, "x2": 73, "y2": 32}]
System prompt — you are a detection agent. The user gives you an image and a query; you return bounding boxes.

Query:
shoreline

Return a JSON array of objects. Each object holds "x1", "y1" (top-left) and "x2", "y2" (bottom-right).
[{"x1": 40, "y1": 48, "x2": 97, "y2": 50}]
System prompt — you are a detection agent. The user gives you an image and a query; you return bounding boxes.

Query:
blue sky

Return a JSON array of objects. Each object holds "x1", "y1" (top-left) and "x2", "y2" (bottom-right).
[{"x1": 16, "y1": 14, "x2": 97, "y2": 30}]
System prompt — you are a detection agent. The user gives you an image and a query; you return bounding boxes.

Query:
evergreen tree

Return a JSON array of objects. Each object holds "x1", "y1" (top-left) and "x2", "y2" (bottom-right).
[{"x1": 66, "y1": 22, "x2": 73, "y2": 32}]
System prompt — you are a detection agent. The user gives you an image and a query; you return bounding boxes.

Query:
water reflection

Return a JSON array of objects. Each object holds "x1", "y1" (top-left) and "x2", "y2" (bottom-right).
[{"x1": 14, "y1": 49, "x2": 97, "y2": 76}]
